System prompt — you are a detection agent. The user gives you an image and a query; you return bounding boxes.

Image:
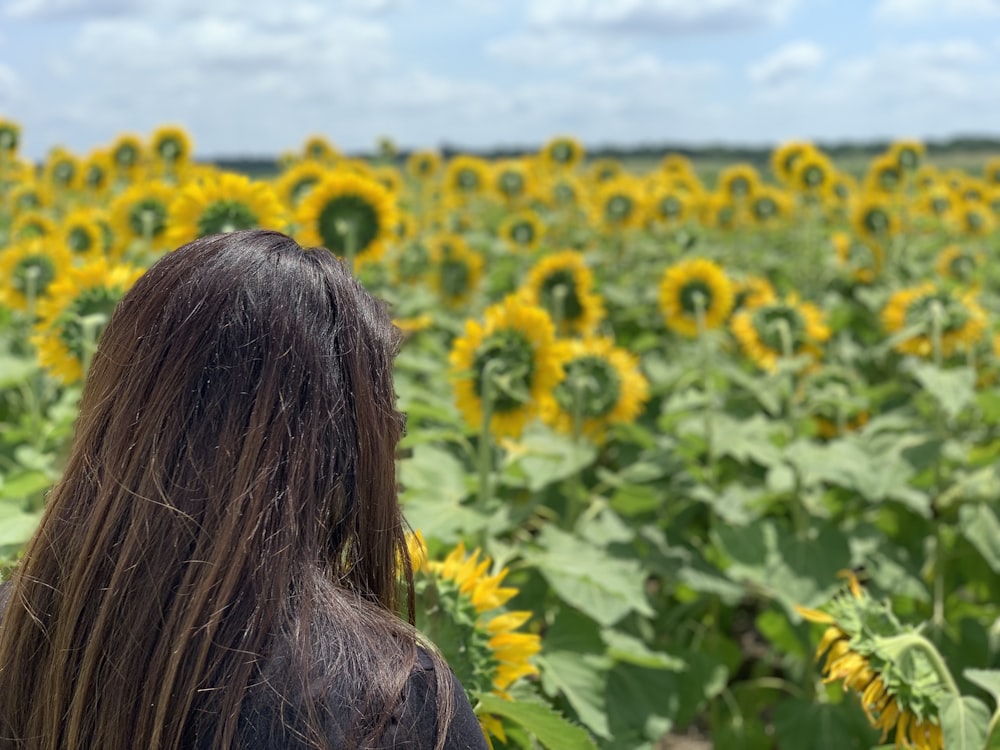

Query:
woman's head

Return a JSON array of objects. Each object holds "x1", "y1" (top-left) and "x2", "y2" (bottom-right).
[{"x1": 0, "y1": 230, "x2": 421, "y2": 749}]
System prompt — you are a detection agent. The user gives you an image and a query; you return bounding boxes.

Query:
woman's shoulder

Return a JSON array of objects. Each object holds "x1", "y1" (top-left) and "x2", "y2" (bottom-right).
[{"x1": 380, "y1": 647, "x2": 490, "y2": 750}]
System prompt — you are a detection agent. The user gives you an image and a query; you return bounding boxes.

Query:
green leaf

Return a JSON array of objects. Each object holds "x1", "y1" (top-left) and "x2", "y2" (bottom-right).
[
  {"x1": 705, "y1": 413, "x2": 783, "y2": 468},
  {"x1": 773, "y1": 698, "x2": 876, "y2": 750},
  {"x1": 601, "y1": 630, "x2": 685, "y2": 671},
  {"x1": 0, "y1": 501, "x2": 43, "y2": 547},
  {"x1": 476, "y1": 693, "x2": 596, "y2": 750},
  {"x1": 0, "y1": 354, "x2": 36, "y2": 387},
  {"x1": 0, "y1": 471, "x2": 52, "y2": 502},
  {"x1": 965, "y1": 669, "x2": 1000, "y2": 707},
  {"x1": 906, "y1": 361, "x2": 977, "y2": 422},
  {"x1": 939, "y1": 694, "x2": 989, "y2": 750},
  {"x1": 959, "y1": 504, "x2": 1000, "y2": 574},
  {"x1": 537, "y1": 652, "x2": 611, "y2": 740},
  {"x1": 504, "y1": 427, "x2": 598, "y2": 492},
  {"x1": 604, "y1": 663, "x2": 677, "y2": 749}
]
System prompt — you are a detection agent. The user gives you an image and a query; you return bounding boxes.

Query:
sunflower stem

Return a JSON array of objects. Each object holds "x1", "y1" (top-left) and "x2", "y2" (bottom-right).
[
  {"x1": 477, "y1": 360, "x2": 500, "y2": 514},
  {"x1": 876, "y1": 633, "x2": 961, "y2": 698},
  {"x1": 693, "y1": 291, "x2": 717, "y2": 490},
  {"x1": 567, "y1": 368, "x2": 589, "y2": 529},
  {"x1": 339, "y1": 219, "x2": 358, "y2": 275},
  {"x1": 80, "y1": 313, "x2": 107, "y2": 382},
  {"x1": 552, "y1": 283, "x2": 568, "y2": 335},
  {"x1": 23, "y1": 265, "x2": 45, "y2": 450}
]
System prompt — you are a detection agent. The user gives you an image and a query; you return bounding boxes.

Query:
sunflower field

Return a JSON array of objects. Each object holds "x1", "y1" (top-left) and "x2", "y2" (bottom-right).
[{"x1": 3, "y1": 119, "x2": 1000, "y2": 749}]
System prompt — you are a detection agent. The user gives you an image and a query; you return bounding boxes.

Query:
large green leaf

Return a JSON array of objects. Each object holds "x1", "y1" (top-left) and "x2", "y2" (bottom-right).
[
  {"x1": 476, "y1": 693, "x2": 596, "y2": 750},
  {"x1": 503, "y1": 428, "x2": 597, "y2": 492},
  {"x1": 965, "y1": 669, "x2": 1000, "y2": 707},
  {"x1": 537, "y1": 653, "x2": 611, "y2": 740},
  {"x1": 604, "y1": 663, "x2": 677, "y2": 749},
  {"x1": 959, "y1": 504, "x2": 1000, "y2": 574},
  {"x1": 939, "y1": 694, "x2": 989, "y2": 750},
  {"x1": 0, "y1": 500, "x2": 43, "y2": 547},
  {"x1": 906, "y1": 361, "x2": 977, "y2": 422},
  {"x1": 772, "y1": 698, "x2": 876, "y2": 750}
]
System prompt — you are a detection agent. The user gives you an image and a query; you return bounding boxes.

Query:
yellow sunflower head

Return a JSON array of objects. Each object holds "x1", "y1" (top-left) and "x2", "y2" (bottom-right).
[
  {"x1": 167, "y1": 172, "x2": 287, "y2": 246},
  {"x1": 43, "y1": 148, "x2": 81, "y2": 191},
  {"x1": 410, "y1": 535, "x2": 541, "y2": 745},
  {"x1": 881, "y1": 282, "x2": 987, "y2": 359},
  {"x1": 0, "y1": 238, "x2": 72, "y2": 312},
  {"x1": 444, "y1": 155, "x2": 491, "y2": 201},
  {"x1": 296, "y1": 171, "x2": 397, "y2": 268},
  {"x1": 449, "y1": 296, "x2": 566, "y2": 439},
  {"x1": 0, "y1": 118, "x2": 20, "y2": 155},
  {"x1": 918, "y1": 184, "x2": 958, "y2": 222},
  {"x1": 522, "y1": 250, "x2": 604, "y2": 336},
  {"x1": 540, "y1": 135, "x2": 585, "y2": 172},
  {"x1": 498, "y1": 209, "x2": 545, "y2": 252},
  {"x1": 427, "y1": 232, "x2": 484, "y2": 306},
  {"x1": 732, "y1": 274, "x2": 777, "y2": 312},
  {"x1": 832, "y1": 230, "x2": 883, "y2": 285},
  {"x1": 797, "y1": 575, "x2": 945, "y2": 750},
  {"x1": 539, "y1": 174, "x2": 587, "y2": 210},
  {"x1": 11, "y1": 211, "x2": 58, "y2": 242},
  {"x1": 954, "y1": 199, "x2": 995, "y2": 237},
  {"x1": 865, "y1": 153, "x2": 903, "y2": 194},
  {"x1": 149, "y1": 125, "x2": 194, "y2": 170},
  {"x1": 717, "y1": 163, "x2": 761, "y2": 201},
  {"x1": 405, "y1": 150, "x2": 442, "y2": 180},
  {"x1": 540, "y1": 336, "x2": 649, "y2": 442},
  {"x1": 771, "y1": 140, "x2": 816, "y2": 184},
  {"x1": 81, "y1": 150, "x2": 114, "y2": 194},
  {"x1": 8, "y1": 182, "x2": 50, "y2": 216},
  {"x1": 302, "y1": 134, "x2": 340, "y2": 163},
  {"x1": 749, "y1": 186, "x2": 793, "y2": 226},
  {"x1": 59, "y1": 208, "x2": 106, "y2": 262},
  {"x1": 985, "y1": 156, "x2": 1000, "y2": 185},
  {"x1": 109, "y1": 180, "x2": 175, "y2": 252},
  {"x1": 888, "y1": 139, "x2": 925, "y2": 172},
  {"x1": 109, "y1": 133, "x2": 145, "y2": 178},
  {"x1": 934, "y1": 243, "x2": 983, "y2": 286},
  {"x1": 274, "y1": 159, "x2": 329, "y2": 209},
  {"x1": 590, "y1": 176, "x2": 644, "y2": 231},
  {"x1": 658, "y1": 257, "x2": 735, "y2": 338},
  {"x1": 647, "y1": 180, "x2": 696, "y2": 227},
  {"x1": 730, "y1": 295, "x2": 830, "y2": 372},
  {"x1": 660, "y1": 153, "x2": 696, "y2": 180},
  {"x1": 852, "y1": 193, "x2": 899, "y2": 244},
  {"x1": 701, "y1": 192, "x2": 746, "y2": 231},
  {"x1": 587, "y1": 158, "x2": 622, "y2": 185},
  {"x1": 491, "y1": 159, "x2": 535, "y2": 205},
  {"x1": 792, "y1": 151, "x2": 835, "y2": 195},
  {"x1": 32, "y1": 258, "x2": 144, "y2": 383}
]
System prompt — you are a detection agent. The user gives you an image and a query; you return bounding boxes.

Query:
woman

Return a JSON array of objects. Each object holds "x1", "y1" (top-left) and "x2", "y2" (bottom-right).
[{"x1": 0, "y1": 230, "x2": 487, "y2": 749}]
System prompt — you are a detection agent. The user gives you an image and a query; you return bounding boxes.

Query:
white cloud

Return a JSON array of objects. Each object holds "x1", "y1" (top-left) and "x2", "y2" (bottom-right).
[
  {"x1": 3, "y1": 0, "x2": 137, "y2": 19},
  {"x1": 528, "y1": 0, "x2": 799, "y2": 33},
  {"x1": 485, "y1": 30, "x2": 632, "y2": 67},
  {"x1": 873, "y1": 0, "x2": 1000, "y2": 22},
  {"x1": 748, "y1": 40, "x2": 824, "y2": 86}
]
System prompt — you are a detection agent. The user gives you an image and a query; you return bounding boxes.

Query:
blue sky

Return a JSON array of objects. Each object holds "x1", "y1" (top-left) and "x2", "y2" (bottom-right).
[{"x1": 1, "y1": 0, "x2": 999, "y2": 159}]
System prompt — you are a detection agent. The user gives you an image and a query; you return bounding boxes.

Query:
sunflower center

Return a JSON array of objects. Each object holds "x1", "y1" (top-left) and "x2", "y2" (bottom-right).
[
  {"x1": 15, "y1": 191, "x2": 40, "y2": 212},
  {"x1": 127, "y1": 199, "x2": 168, "y2": 239},
  {"x1": 86, "y1": 165, "x2": 107, "y2": 190},
  {"x1": 679, "y1": 280, "x2": 714, "y2": 317},
  {"x1": 728, "y1": 176, "x2": 751, "y2": 196},
  {"x1": 948, "y1": 255, "x2": 976, "y2": 280},
  {"x1": 753, "y1": 305, "x2": 807, "y2": 353},
  {"x1": 802, "y1": 166, "x2": 825, "y2": 188},
  {"x1": 658, "y1": 195, "x2": 683, "y2": 219},
  {"x1": 0, "y1": 127, "x2": 17, "y2": 151},
  {"x1": 53, "y1": 161, "x2": 75, "y2": 186},
  {"x1": 196, "y1": 200, "x2": 259, "y2": 237},
  {"x1": 16, "y1": 220, "x2": 48, "y2": 240},
  {"x1": 509, "y1": 220, "x2": 535, "y2": 246},
  {"x1": 605, "y1": 195, "x2": 633, "y2": 222},
  {"x1": 553, "y1": 182, "x2": 577, "y2": 205},
  {"x1": 930, "y1": 197, "x2": 951, "y2": 215},
  {"x1": 498, "y1": 171, "x2": 525, "y2": 198},
  {"x1": 67, "y1": 226, "x2": 93, "y2": 253},
  {"x1": 12, "y1": 256, "x2": 56, "y2": 297},
  {"x1": 554, "y1": 355, "x2": 621, "y2": 420},
  {"x1": 158, "y1": 138, "x2": 182, "y2": 163},
  {"x1": 897, "y1": 148, "x2": 919, "y2": 170},
  {"x1": 552, "y1": 142, "x2": 572, "y2": 163},
  {"x1": 904, "y1": 292, "x2": 971, "y2": 336},
  {"x1": 456, "y1": 168, "x2": 481, "y2": 192},
  {"x1": 862, "y1": 208, "x2": 889, "y2": 236},
  {"x1": 540, "y1": 269, "x2": 583, "y2": 322},
  {"x1": 963, "y1": 209, "x2": 984, "y2": 233},
  {"x1": 472, "y1": 330, "x2": 535, "y2": 413},
  {"x1": 58, "y1": 286, "x2": 120, "y2": 361},
  {"x1": 317, "y1": 195, "x2": 379, "y2": 255},
  {"x1": 877, "y1": 168, "x2": 899, "y2": 191},
  {"x1": 114, "y1": 143, "x2": 138, "y2": 167},
  {"x1": 753, "y1": 196, "x2": 777, "y2": 219}
]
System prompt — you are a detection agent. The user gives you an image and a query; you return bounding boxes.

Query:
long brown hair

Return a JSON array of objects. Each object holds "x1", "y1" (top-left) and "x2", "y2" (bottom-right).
[{"x1": 0, "y1": 230, "x2": 451, "y2": 749}]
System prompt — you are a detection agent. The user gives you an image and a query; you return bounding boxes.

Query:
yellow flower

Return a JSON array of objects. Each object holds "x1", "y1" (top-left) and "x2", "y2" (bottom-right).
[
  {"x1": 701, "y1": 192, "x2": 746, "y2": 230},
  {"x1": 411, "y1": 536, "x2": 541, "y2": 744},
  {"x1": 852, "y1": 193, "x2": 899, "y2": 245},
  {"x1": 646, "y1": 179, "x2": 697, "y2": 227},
  {"x1": 587, "y1": 158, "x2": 623, "y2": 184},
  {"x1": 59, "y1": 208, "x2": 106, "y2": 262},
  {"x1": 659, "y1": 258, "x2": 734, "y2": 338},
  {"x1": 444, "y1": 155, "x2": 491, "y2": 202},
  {"x1": 297, "y1": 171, "x2": 397, "y2": 268},
  {"x1": 771, "y1": 141, "x2": 817, "y2": 184},
  {"x1": 0, "y1": 239, "x2": 72, "y2": 312},
  {"x1": 149, "y1": 125, "x2": 193, "y2": 172},
  {"x1": 865, "y1": 153, "x2": 903, "y2": 194},
  {"x1": 660, "y1": 153, "x2": 697, "y2": 180},
  {"x1": 749, "y1": 186, "x2": 793, "y2": 227},
  {"x1": 274, "y1": 159, "x2": 329, "y2": 209},
  {"x1": 732, "y1": 274, "x2": 777, "y2": 312},
  {"x1": 541, "y1": 336, "x2": 649, "y2": 441},
  {"x1": 427, "y1": 233, "x2": 484, "y2": 307},
  {"x1": 7, "y1": 181, "x2": 50, "y2": 216},
  {"x1": 498, "y1": 208, "x2": 545, "y2": 252},
  {"x1": 832, "y1": 230, "x2": 883, "y2": 284},
  {"x1": 717, "y1": 163, "x2": 760, "y2": 201},
  {"x1": 882, "y1": 282, "x2": 987, "y2": 359},
  {"x1": 406, "y1": 149, "x2": 442, "y2": 180},
  {"x1": 11, "y1": 211, "x2": 58, "y2": 242},
  {"x1": 792, "y1": 150, "x2": 835, "y2": 195},
  {"x1": 109, "y1": 133, "x2": 145, "y2": 180},
  {"x1": 168, "y1": 172, "x2": 287, "y2": 246},
  {"x1": 589, "y1": 176, "x2": 644, "y2": 231},
  {"x1": 109, "y1": 180, "x2": 175, "y2": 253},
  {"x1": 888, "y1": 139, "x2": 925, "y2": 172},
  {"x1": 0, "y1": 118, "x2": 20, "y2": 155},
  {"x1": 43, "y1": 147, "x2": 81, "y2": 191},
  {"x1": 450, "y1": 296, "x2": 566, "y2": 438},
  {"x1": 490, "y1": 159, "x2": 535, "y2": 206},
  {"x1": 33, "y1": 258, "x2": 144, "y2": 383},
  {"x1": 538, "y1": 174, "x2": 587, "y2": 210},
  {"x1": 522, "y1": 250, "x2": 605, "y2": 336},
  {"x1": 539, "y1": 135, "x2": 585, "y2": 172},
  {"x1": 302, "y1": 134, "x2": 340, "y2": 163},
  {"x1": 731, "y1": 295, "x2": 830, "y2": 372},
  {"x1": 81, "y1": 150, "x2": 114, "y2": 195},
  {"x1": 935, "y1": 243, "x2": 983, "y2": 286},
  {"x1": 954, "y1": 199, "x2": 995, "y2": 237}
]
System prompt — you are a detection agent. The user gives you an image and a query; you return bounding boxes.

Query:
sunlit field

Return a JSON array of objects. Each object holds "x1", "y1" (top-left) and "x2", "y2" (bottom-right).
[{"x1": 3, "y1": 119, "x2": 1000, "y2": 749}]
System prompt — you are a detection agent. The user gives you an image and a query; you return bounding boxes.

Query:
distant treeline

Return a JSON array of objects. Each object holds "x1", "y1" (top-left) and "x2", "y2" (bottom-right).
[{"x1": 210, "y1": 135, "x2": 1000, "y2": 176}]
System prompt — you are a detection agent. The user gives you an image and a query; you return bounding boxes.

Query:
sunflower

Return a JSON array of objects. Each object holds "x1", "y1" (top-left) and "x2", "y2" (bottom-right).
[
  {"x1": 587, "y1": 158, "x2": 622, "y2": 184},
  {"x1": 589, "y1": 176, "x2": 644, "y2": 231},
  {"x1": 168, "y1": 172, "x2": 286, "y2": 246},
  {"x1": 109, "y1": 133, "x2": 145, "y2": 180},
  {"x1": 109, "y1": 180, "x2": 174, "y2": 252},
  {"x1": 409, "y1": 533, "x2": 541, "y2": 745},
  {"x1": 797, "y1": 575, "x2": 944, "y2": 750},
  {"x1": 0, "y1": 239, "x2": 72, "y2": 312},
  {"x1": 771, "y1": 141, "x2": 816, "y2": 184},
  {"x1": 450, "y1": 296, "x2": 566, "y2": 438},
  {"x1": 658, "y1": 258, "x2": 734, "y2": 338},
  {"x1": 149, "y1": 125, "x2": 193, "y2": 174},
  {"x1": 427, "y1": 233, "x2": 484, "y2": 307},
  {"x1": 8, "y1": 182, "x2": 49, "y2": 216},
  {"x1": 539, "y1": 174, "x2": 587, "y2": 210},
  {"x1": 541, "y1": 336, "x2": 648, "y2": 441},
  {"x1": 302, "y1": 134, "x2": 340, "y2": 163},
  {"x1": 917, "y1": 184, "x2": 958, "y2": 223},
  {"x1": 522, "y1": 250, "x2": 604, "y2": 336},
  {"x1": 865, "y1": 154, "x2": 903, "y2": 194},
  {"x1": 405, "y1": 149, "x2": 442, "y2": 181},
  {"x1": 825, "y1": 172, "x2": 857, "y2": 209},
  {"x1": 490, "y1": 159, "x2": 535, "y2": 206},
  {"x1": 646, "y1": 180, "x2": 696, "y2": 227},
  {"x1": 540, "y1": 135, "x2": 584, "y2": 172},
  {"x1": 749, "y1": 186, "x2": 792, "y2": 227},
  {"x1": 792, "y1": 151, "x2": 835, "y2": 195},
  {"x1": 33, "y1": 257, "x2": 144, "y2": 383},
  {"x1": 882, "y1": 282, "x2": 987, "y2": 359},
  {"x1": 0, "y1": 118, "x2": 19, "y2": 156},
  {"x1": 443, "y1": 155, "x2": 491, "y2": 202},
  {"x1": 81, "y1": 150, "x2": 114, "y2": 195},
  {"x1": 732, "y1": 274, "x2": 777, "y2": 312},
  {"x1": 660, "y1": 153, "x2": 696, "y2": 180},
  {"x1": 852, "y1": 194, "x2": 899, "y2": 245},
  {"x1": 888, "y1": 139, "x2": 924, "y2": 172},
  {"x1": 717, "y1": 163, "x2": 760, "y2": 201},
  {"x1": 934, "y1": 243, "x2": 983, "y2": 286},
  {"x1": 701, "y1": 192, "x2": 746, "y2": 231},
  {"x1": 297, "y1": 172, "x2": 397, "y2": 268},
  {"x1": 43, "y1": 148, "x2": 80, "y2": 191},
  {"x1": 274, "y1": 159, "x2": 328, "y2": 209},
  {"x1": 985, "y1": 156, "x2": 1000, "y2": 186},
  {"x1": 954, "y1": 199, "x2": 995, "y2": 237},
  {"x1": 59, "y1": 208, "x2": 106, "y2": 261},
  {"x1": 730, "y1": 295, "x2": 830, "y2": 372},
  {"x1": 498, "y1": 209, "x2": 545, "y2": 253},
  {"x1": 10, "y1": 211, "x2": 58, "y2": 241}
]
